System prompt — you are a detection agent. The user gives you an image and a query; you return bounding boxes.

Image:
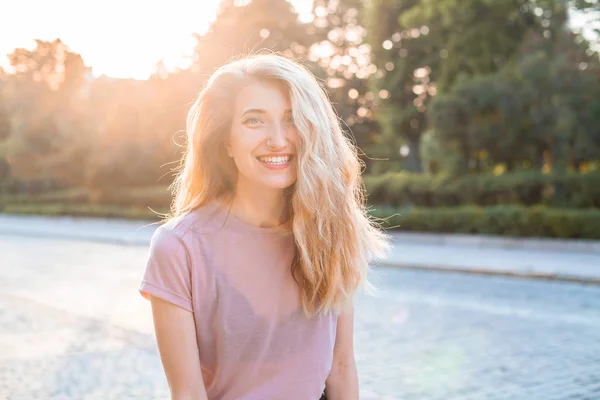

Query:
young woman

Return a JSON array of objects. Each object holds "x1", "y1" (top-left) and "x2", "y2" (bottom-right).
[{"x1": 139, "y1": 54, "x2": 388, "y2": 400}]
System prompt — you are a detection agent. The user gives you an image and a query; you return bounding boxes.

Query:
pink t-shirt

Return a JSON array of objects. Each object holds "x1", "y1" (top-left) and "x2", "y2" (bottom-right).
[{"x1": 139, "y1": 202, "x2": 338, "y2": 400}]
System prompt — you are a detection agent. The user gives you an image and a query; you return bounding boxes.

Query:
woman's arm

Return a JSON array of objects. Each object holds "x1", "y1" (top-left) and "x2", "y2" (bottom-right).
[
  {"x1": 151, "y1": 296, "x2": 208, "y2": 400},
  {"x1": 324, "y1": 304, "x2": 359, "y2": 400}
]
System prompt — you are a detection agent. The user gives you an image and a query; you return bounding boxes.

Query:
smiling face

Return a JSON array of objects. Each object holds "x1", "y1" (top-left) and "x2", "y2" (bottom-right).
[{"x1": 227, "y1": 80, "x2": 300, "y2": 193}]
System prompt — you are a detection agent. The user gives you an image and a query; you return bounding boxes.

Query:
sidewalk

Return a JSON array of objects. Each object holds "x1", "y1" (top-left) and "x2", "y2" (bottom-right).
[
  {"x1": 2, "y1": 213, "x2": 599, "y2": 283},
  {"x1": 0, "y1": 213, "x2": 157, "y2": 245},
  {"x1": 383, "y1": 232, "x2": 600, "y2": 283}
]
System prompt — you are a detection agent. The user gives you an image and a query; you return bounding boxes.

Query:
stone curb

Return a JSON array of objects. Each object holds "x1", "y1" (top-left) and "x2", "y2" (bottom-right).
[
  {"x1": 376, "y1": 260, "x2": 600, "y2": 285},
  {"x1": 388, "y1": 232, "x2": 600, "y2": 254}
]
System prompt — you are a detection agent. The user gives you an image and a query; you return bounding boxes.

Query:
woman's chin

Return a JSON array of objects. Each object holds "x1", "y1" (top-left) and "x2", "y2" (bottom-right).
[{"x1": 260, "y1": 176, "x2": 297, "y2": 191}]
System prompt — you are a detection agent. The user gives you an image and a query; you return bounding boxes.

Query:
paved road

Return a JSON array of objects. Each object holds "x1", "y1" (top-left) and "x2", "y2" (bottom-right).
[
  {"x1": 1, "y1": 234, "x2": 600, "y2": 400},
  {"x1": 3, "y1": 213, "x2": 600, "y2": 281}
]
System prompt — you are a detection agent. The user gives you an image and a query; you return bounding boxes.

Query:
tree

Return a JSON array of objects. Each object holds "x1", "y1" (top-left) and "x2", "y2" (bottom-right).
[
  {"x1": 428, "y1": 72, "x2": 531, "y2": 173},
  {"x1": 44, "y1": 51, "x2": 94, "y2": 187},
  {"x1": 365, "y1": 0, "x2": 438, "y2": 173},
  {"x1": 309, "y1": 0, "x2": 382, "y2": 172},
  {"x1": 428, "y1": 29, "x2": 600, "y2": 174},
  {"x1": 191, "y1": 0, "x2": 314, "y2": 74},
  {"x1": 399, "y1": 0, "x2": 544, "y2": 92},
  {"x1": 366, "y1": 0, "x2": 600, "y2": 174},
  {"x1": 3, "y1": 39, "x2": 92, "y2": 188},
  {"x1": 0, "y1": 99, "x2": 11, "y2": 183},
  {"x1": 84, "y1": 76, "x2": 165, "y2": 191}
]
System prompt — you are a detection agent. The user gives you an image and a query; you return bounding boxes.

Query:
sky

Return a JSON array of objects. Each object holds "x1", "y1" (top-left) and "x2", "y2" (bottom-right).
[{"x1": 0, "y1": 0, "x2": 315, "y2": 79}]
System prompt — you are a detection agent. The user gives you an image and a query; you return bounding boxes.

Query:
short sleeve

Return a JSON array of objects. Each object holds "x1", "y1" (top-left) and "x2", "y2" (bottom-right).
[{"x1": 139, "y1": 225, "x2": 193, "y2": 312}]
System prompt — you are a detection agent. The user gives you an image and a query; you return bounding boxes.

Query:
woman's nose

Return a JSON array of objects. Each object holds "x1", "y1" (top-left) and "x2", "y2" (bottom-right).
[{"x1": 268, "y1": 124, "x2": 288, "y2": 149}]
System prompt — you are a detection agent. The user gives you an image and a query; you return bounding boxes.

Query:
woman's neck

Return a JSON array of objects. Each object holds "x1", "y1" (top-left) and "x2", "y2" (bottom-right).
[{"x1": 227, "y1": 181, "x2": 291, "y2": 229}]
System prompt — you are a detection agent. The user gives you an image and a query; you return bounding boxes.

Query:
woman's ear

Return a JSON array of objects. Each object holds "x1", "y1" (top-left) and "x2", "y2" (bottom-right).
[{"x1": 226, "y1": 142, "x2": 233, "y2": 157}]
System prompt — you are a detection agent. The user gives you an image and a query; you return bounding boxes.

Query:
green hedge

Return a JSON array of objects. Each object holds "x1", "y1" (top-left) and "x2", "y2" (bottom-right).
[
  {"x1": 3, "y1": 202, "x2": 599, "y2": 239},
  {"x1": 369, "y1": 205, "x2": 600, "y2": 239},
  {"x1": 0, "y1": 186, "x2": 172, "y2": 209},
  {"x1": 364, "y1": 171, "x2": 600, "y2": 208},
  {"x1": 96, "y1": 186, "x2": 172, "y2": 208},
  {"x1": 0, "y1": 188, "x2": 92, "y2": 205},
  {"x1": 0, "y1": 203, "x2": 164, "y2": 220}
]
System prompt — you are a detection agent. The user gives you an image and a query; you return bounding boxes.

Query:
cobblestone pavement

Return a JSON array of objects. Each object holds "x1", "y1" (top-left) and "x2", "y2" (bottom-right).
[{"x1": 1, "y1": 234, "x2": 600, "y2": 400}]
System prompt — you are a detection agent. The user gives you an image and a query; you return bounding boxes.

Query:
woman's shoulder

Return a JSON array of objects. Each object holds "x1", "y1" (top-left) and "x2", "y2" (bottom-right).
[{"x1": 157, "y1": 201, "x2": 227, "y2": 241}]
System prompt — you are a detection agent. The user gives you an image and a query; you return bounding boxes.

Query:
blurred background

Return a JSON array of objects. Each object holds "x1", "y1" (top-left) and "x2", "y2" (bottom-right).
[
  {"x1": 1, "y1": 1, "x2": 600, "y2": 399},
  {"x1": 0, "y1": 0, "x2": 599, "y2": 237}
]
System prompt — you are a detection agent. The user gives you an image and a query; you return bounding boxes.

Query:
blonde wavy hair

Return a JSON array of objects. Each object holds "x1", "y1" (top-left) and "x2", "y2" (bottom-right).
[{"x1": 167, "y1": 54, "x2": 388, "y2": 316}]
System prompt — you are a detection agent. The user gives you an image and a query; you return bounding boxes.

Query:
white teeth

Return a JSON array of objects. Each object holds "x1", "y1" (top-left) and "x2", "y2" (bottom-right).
[{"x1": 258, "y1": 155, "x2": 291, "y2": 165}]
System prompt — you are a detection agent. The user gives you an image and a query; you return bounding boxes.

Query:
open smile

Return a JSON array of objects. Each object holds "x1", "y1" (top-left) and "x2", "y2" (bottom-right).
[
  {"x1": 256, "y1": 155, "x2": 294, "y2": 170},
  {"x1": 257, "y1": 155, "x2": 292, "y2": 165}
]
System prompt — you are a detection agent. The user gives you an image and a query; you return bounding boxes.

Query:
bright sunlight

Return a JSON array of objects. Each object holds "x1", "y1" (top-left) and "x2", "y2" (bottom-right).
[{"x1": 0, "y1": 0, "x2": 314, "y2": 79}]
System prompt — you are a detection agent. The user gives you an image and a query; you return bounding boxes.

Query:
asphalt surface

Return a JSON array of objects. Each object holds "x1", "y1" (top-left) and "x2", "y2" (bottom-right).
[{"x1": 1, "y1": 233, "x2": 599, "y2": 400}]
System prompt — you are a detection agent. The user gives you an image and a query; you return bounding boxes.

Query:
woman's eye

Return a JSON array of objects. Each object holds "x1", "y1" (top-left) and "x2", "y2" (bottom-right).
[{"x1": 244, "y1": 117, "x2": 263, "y2": 125}]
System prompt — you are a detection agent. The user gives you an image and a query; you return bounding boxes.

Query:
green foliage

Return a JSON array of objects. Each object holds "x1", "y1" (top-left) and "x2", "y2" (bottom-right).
[
  {"x1": 1, "y1": 2, "x2": 321, "y2": 194},
  {"x1": 97, "y1": 185, "x2": 172, "y2": 209},
  {"x1": 428, "y1": 28, "x2": 600, "y2": 173},
  {"x1": 364, "y1": 171, "x2": 600, "y2": 208},
  {"x1": 0, "y1": 203, "x2": 161, "y2": 220},
  {"x1": 419, "y1": 129, "x2": 463, "y2": 174},
  {"x1": 362, "y1": 0, "x2": 568, "y2": 173},
  {"x1": 370, "y1": 205, "x2": 600, "y2": 239},
  {"x1": 364, "y1": 0, "x2": 434, "y2": 172},
  {"x1": 310, "y1": 0, "x2": 382, "y2": 172},
  {"x1": 192, "y1": 0, "x2": 313, "y2": 73},
  {"x1": 0, "y1": 188, "x2": 90, "y2": 206},
  {"x1": 0, "y1": 100, "x2": 11, "y2": 182},
  {"x1": 399, "y1": 0, "x2": 541, "y2": 92},
  {"x1": 366, "y1": 0, "x2": 600, "y2": 175},
  {"x1": 1, "y1": 0, "x2": 599, "y2": 241},
  {"x1": 84, "y1": 141, "x2": 164, "y2": 191},
  {"x1": 0, "y1": 185, "x2": 171, "y2": 218},
  {"x1": 0, "y1": 104, "x2": 9, "y2": 143},
  {"x1": 3, "y1": 39, "x2": 93, "y2": 186},
  {"x1": 429, "y1": 73, "x2": 530, "y2": 172},
  {"x1": 514, "y1": 31, "x2": 600, "y2": 169},
  {"x1": 5, "y1": 200, "x2": 600, "y2": 239},
  {"x1": 0, "y1": 185, "x2": 172, "y2": 209}
]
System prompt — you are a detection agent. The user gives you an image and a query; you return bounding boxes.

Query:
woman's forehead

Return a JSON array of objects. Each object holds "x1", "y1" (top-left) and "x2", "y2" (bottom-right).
[{"x1": 234, "y1": 80, "x2": 291, "y2": 113}]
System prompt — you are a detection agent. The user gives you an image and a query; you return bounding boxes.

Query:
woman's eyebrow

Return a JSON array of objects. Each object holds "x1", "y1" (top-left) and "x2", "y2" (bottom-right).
[{"x1": 241, "y1": 108, "x2": 266, "y2": 116}]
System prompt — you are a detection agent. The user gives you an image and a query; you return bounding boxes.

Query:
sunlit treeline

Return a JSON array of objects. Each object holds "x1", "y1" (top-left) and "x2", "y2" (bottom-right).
[{"x1": 0, "y1": 0, "x2": 599, "y2": 198}]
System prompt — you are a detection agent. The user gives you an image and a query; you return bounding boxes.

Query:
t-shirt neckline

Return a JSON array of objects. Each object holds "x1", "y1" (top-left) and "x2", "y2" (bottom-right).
[{"x1": 212, "y1": 200, "x2": 293, "y2": 235}]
